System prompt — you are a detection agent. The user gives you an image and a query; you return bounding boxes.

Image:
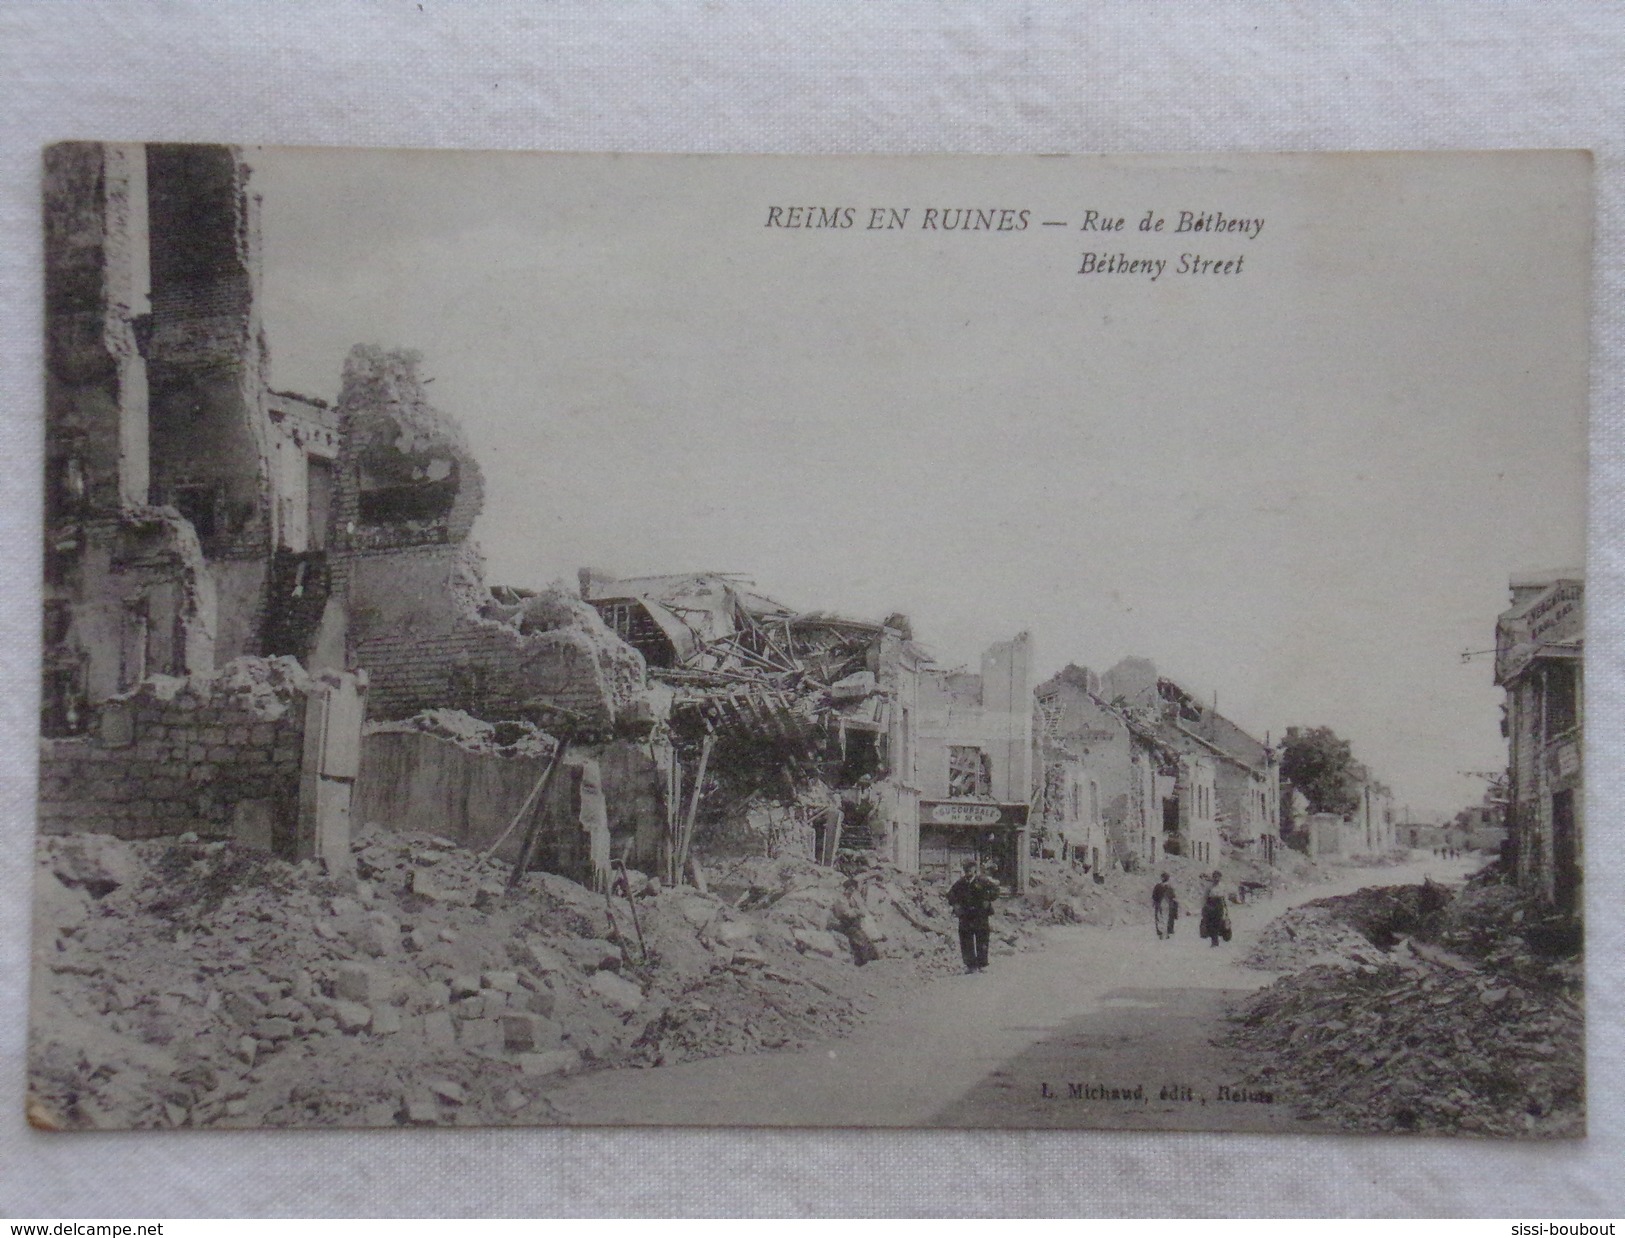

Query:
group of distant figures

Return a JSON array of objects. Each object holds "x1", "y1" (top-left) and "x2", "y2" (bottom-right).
[
  {"x1": 945, "y1": 859, "x2": 1260, "y2": 976},
  {"x1": 1151, "y1": 870, "x2": 1235, "y2": 948},
  {"x1": 945, "y1": 841, "x2": 1471, "y2": 979}
]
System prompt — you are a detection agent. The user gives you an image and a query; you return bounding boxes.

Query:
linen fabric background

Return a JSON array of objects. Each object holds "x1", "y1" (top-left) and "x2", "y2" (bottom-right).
[{"x1": 0, "y1": 1, "x2": 1620, "y2": 1218}]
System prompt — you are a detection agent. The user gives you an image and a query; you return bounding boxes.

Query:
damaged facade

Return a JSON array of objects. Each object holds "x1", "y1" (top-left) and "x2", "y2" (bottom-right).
[
  {"x1": 42, "y1": 142, "x2": 364, "y2": 861},
  {"x1": 40, "y1": 141, "x2": 1400, "y2": 912},
  {"x1": 913, "y1": 633, "x2": 1035, "y2": 890},
  {"x1": 41, "y1": 142, "x2": 666, "y2": 888},
  {"x1": 1495, "y1": 572, "x2": 1584, "y2": 915},
  {"x1": 1098, "y1": 658, "x2": 1279, "y2": 867},
  {"x1": 1034, "y1": 657, "x2": 1281, "y2": 872},
  {"x1": 327, "y1": 347, "x2": 649, "y2": 736},
  {"x1": 581, "y1": 571, "x2": 929, "y2": 878}
]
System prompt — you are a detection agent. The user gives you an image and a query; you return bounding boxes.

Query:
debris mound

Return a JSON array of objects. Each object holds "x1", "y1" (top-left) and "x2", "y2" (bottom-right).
[
  {"x1": 1221, "y1": 961, "x2": 1582, "y2": 1137},
  {"x1": 366, "y1": 710, "x2": 557, "y2": 758},
  {"x1": 30, "y1": 827, "x2": 1031, "y2": 1129},
  {"x1": 1221, "y1": 880, "x2": 1583, "y2": 1138},
  {"x1": 1242, "y1": 906, "x2": 1386, "y2": 970},
  {"x1": 1242, "y1": 882, "x2": 1452, "y2": 971}
]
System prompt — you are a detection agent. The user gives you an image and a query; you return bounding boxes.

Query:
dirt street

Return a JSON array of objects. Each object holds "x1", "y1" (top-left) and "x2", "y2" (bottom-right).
[{"x1": 544, "y1": 852, "x2": 1480, "y2": 1128}]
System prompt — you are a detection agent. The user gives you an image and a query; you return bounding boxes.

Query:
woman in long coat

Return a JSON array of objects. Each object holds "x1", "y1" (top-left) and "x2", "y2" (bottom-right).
[{"x1": 1199, "y1": 870, "x2": 1232, "y2": 947}]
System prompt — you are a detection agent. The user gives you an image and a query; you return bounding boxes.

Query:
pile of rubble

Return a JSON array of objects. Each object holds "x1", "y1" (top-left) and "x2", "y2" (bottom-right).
[
  {"x1": 30, "y1": 825, "x2": 997, "y2": 1130},
  {"x1": 1241, "y1": 882, "x2": 1453, "y2": 971},
  {"x1": 1241, "y1": 905, "x2": 1386, "y2": 970},
  {"x1": 1221, "y1": 880, "x2": 1583, "y2": 1137},
  {"x1": 365, "y1": 709, "x2": 556, "y2": 758}
]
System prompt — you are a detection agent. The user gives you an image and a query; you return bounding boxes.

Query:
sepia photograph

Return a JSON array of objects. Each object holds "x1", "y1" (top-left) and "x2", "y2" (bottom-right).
[{"x1": 31, "y1": 143, "x2": 1589, "y2": 1138}]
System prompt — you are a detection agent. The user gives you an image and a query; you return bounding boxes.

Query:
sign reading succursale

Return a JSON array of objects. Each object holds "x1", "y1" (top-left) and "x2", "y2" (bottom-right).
[{"x1": 920, "y1": 801, "x2": 1029, "y2": 828}]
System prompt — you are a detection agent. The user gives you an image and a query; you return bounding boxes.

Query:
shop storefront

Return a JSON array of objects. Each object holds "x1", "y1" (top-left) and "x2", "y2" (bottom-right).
[{"x1": 917, "y1": 799, "x2": 1029, "y2": 892}]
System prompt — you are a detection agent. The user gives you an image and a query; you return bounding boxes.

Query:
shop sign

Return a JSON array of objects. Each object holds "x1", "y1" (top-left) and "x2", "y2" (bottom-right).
[
  {"x1": 920, "y1": 801, "x2": 1028, "y2": 828},
  {"x1": 1527, "y1": 582, "x2": 1583, "y2": 643},
  {"x1": 1498, "y1": 581, "x2": 1583, "y2": 682}
]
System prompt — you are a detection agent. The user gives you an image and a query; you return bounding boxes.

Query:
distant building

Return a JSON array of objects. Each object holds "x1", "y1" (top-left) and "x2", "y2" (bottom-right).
[
  {"x1": 1353, "y1": 778, "x2": 1398, "y2": 856},
  {"x1": 1495, "y1": 572, "x2": 1584, "y2": 914},
  {"x1": 1098, "y1": 658, "x2": 1278, "y2": 867},
  {"x1": 1455, "y1": 802, "x2": 1508, "y2": 853},
  {"x1": 1033, "y1": 664, "x2": 1153, "y2": 872}
]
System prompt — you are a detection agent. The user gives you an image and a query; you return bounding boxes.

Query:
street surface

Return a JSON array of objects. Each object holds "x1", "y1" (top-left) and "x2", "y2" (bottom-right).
[{"x1": 545, "y1": 852, "x2": 1480, "y2": 1128}]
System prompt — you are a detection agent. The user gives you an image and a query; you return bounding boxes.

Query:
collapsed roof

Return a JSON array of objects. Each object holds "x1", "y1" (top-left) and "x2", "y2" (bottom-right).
[{"x1": 579, "y1": 570, "x2": 924, "y2": 789}]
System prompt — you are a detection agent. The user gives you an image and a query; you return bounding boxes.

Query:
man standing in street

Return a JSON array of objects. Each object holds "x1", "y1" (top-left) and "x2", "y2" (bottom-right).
[
  {"x1": 947, "y1": 857, "x2": 999, "y2": 973},
  {"x1": 1151, "y1": 871, "x2": 1178, "y2": 939}
]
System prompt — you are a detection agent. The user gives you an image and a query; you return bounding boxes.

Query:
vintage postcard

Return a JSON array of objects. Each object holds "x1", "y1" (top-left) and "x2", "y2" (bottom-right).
[{"x1": 31, "y1": 145, "x2": 1588, "y2": 1136}]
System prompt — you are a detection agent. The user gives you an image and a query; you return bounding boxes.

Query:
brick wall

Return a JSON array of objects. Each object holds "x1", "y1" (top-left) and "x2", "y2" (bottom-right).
[
  {"x1": 38, "y1": 683, "x2": 306, "y2": 848},
  {"x1": 357, "y1": 614, "x2": 638, "y2": 730}
]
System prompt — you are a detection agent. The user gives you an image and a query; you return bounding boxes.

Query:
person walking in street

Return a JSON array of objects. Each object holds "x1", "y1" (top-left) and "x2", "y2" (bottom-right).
[
  {"x1": 947, "y1": 858, "x2": 1000, "y2": 973},
  {"x1": 1151, "y1": 871, "x2": 1179, "y2": 939},
  {"x1": 1199, "y1": 869, "x2": 1232, "y2": 948}
]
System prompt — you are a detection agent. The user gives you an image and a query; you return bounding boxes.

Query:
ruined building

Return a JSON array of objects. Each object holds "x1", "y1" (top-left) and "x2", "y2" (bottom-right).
[
  {"x1": 913, "y1": 633, "x2": 1035, "y2": 889},
  {"x1": 329, "y1": 348, "x2": 664, "y2": 889},
  {"x1": 43, "y1": 143, "x2": 351, "y2": 719},
  {"x1": 41, "y1": 142, "x2": 361, "y2": 863},
  {"x1": 41, "y1": 141, "x2": 662, "y2": 887},
  {"x1": 1033, "y1": 663, "x2": 1170, "y2": 873},
  {"x1": 580, "y1": 571, "x2": 929, "y2": 877},
  {"x1": 1495, "y1": 572, "x2": 1584, "y2": 915},
  {"x1": 1098, "y1": 657, "x2": 1278, "y2": 866},
  {"x1": 327, "y1": 347, "x2": 649, "y2": 734},
  {"x1": 1033, "y1": 656, "x2": 1282, "y2": 872}
]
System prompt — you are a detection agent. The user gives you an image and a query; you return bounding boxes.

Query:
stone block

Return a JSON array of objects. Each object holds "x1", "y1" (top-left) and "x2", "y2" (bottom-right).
[
  {"x1": 254, "y1": 1017, "x2": 296, "y2": 1041},
  {"x1": 371, "y1": 1004, "x2": 403, "y2": 1035},
  {"x1": 500, "y1": 1014, "x2": 538, "y2": 1051},
  {"x1": 523, "y1": 988, "x2": 557, "y2": 1019},
  {"x1": 711, "y1": 919, "x2": 757, "y2": 947},
  {"x1": 449, "y1": 975, "x2": 482, "y2": 1001},
  {"x1": 588, "y1": 969, "x2": 645, "y2": 1014},
  {"x1": 403, "y1": 1098, "x2": 439, "y2": 1124},
  {"x1": 332, "y1": 999, "x2": 372, "y2": 1032},
  {"x1": 426, "y1": 1079, "x2": 466, "y2": 1105},
  {"x1": 456, "y1": 1017, "x2": 505, "y2": 1052},
  {"x1": 346, "y1": 912, "x2": 397, "y2": 958},
  {"x1": 564, "y1": 938, "x2": 622, "y2": 974},
  {"x1": 221, "y1": 990, "x2": 264, "y2": 1029},
  {"x1": 423, "y1": 1010, "x2": 455, "y2": 1047},
  {"x1": 334, "y1": 962, "x2": 378, "y2": 1004},
  {"x1": 481, "y1": 970, "x2": 520, "y2": 993},
  {"x1": 518, "y1": 1048, "x2": 580, "y2": 1077},
  {"x1": 409, "y1": 867, "x2": 465, "y2": 905},
  {"x1": 478, "y1": 991, "x2": 510, "y2": 1016},
  {"x1": 793, "y1": 928, "x2": 842, "y2": 958},
  {"x1": 48, "y1": 835, "x2": 136, "y2": 897},
  {"x1": 522, "y1": 940, "x2": 571, "y2": 975}
]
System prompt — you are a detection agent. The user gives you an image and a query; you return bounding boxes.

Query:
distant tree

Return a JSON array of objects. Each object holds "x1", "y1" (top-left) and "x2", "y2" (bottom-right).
[{"x1": 1279, "y1": 726, "x2": 1361, "y2": 816}]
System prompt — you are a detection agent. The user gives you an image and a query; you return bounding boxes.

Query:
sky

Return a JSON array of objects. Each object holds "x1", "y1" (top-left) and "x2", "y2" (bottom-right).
[{"x1": 247, "y1": 148, "x2": 1590, "y2": 818}]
